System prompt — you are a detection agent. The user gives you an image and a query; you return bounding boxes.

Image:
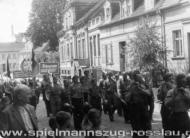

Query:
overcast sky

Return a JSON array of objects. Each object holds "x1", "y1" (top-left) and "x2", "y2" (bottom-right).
[{"x1": 0, "y1": 0, "x2": 32, "y2": 42}]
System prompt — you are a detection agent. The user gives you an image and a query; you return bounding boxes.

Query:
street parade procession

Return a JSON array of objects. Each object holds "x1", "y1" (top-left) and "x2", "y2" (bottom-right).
[
  {"x1": 1, "y1": 0, "x2": 190, "y2": 138},
  {"x1": 1, "y1": 65, "x2": 190, "y2": 138}
]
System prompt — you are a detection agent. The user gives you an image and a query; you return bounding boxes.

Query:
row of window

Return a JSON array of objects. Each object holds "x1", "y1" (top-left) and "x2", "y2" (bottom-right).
[
  {"x1": 100, "y1": 30, "x2": 184, "y2": 66},
  {"x1": 89, "y1": 34, "x2": 101, "y2": 66},
  {"x1": 60, "y1": 30, "x2": 183, "y2": 70},
  {"x1": 76, "y1": 38, "x2": 87, "y2": 59},
  {"x1": 88, "y1": 16, "x2": 101, "y2": 28},
  {"x1": 61, "y1": 70, "x2": 71, "y2": 75},
  {"x1": 100, "y1": 30, "x2": 184, "y2": 65},
  {"x1": 61, "y1": 41, "x2": 73, "y2": 61},
  {"x1": 60, "y1": 36, "x2": 88, "y2": 61},
  {"x1": 0, "y1": 53, "x2": 17, "y2": 60},
  {"x1": 1, "y1": 63, "x2": 18, "y2": 72},
  {"x1": 105, "y1": 0, "x2": 161, "y2": 21}
]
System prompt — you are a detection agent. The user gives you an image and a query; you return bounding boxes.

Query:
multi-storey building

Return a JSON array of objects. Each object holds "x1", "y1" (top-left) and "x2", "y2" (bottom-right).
[
  {"x1": 0, "y1": 42, "x2": 25, "y2": 73},
  {"x1": 58, "y1": 0, "x2": 99, "y2": 79},
  {"x1": 100, "y1": 0, "x2": 190, "y2": 73},
  {"x1": 59, "y1": 0, "x2": 190, "y2": 78},
  {"x1": 19, "y1": 40, "x2": 33, "y2": 67}
]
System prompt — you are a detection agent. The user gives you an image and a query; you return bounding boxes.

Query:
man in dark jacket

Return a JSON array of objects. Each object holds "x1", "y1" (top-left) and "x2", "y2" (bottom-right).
[
  {"x1": 157, "y1": 73, "x2": 174, "y2": 133},
  {"x1": 99, "y1": 73, "x2": 108, "y2": 114},
  {"x1": 128, "y1": 72, "x2": 153, "y2": 138},
  {"x1": 70, "y1": 75, "x2": 84, "y2": 130},
  {"x1": 41, "y1": 75, "x2": 52, "y2": 117},
  {"x1": 105, "y1": 73, "x2": 117, "y2": 122},
  {"x1": 0, "y1": 84, "x2": 38, "y2": 138},
  {"x1": 50, "y1": 76, "x2": 62, "y2": 116},
  {"x1": 165, "y1": 74, "x2": 190, "y2": 138}
]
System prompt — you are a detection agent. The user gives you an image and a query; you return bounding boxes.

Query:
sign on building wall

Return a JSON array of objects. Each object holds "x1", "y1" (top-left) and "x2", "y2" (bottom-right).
[{"x1": 39, "y1": 63, "x2": 59, "y2": 74}]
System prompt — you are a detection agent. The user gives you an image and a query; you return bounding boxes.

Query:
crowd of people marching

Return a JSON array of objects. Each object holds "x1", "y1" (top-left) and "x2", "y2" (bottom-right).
[{"x1": 1, "y1": 69, "x2": 190, "y2": 138}]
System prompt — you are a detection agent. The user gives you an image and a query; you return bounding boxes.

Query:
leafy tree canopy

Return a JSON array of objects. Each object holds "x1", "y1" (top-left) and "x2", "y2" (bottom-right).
[
  {"x1": 129, "y1": 17, "x2": 166, "y2": 71},
  {"x1": 26, "y1": 0, "x2": 65, "y2": 51},
  {"x1": 36, "y1": 51, "x2": 60, "y2": 63}
]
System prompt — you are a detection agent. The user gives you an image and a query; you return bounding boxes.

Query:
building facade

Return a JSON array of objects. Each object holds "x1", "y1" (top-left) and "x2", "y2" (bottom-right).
[
  {"x1": 58, "y1": 0, "x2": 99, "y2": 79},
  {"x1": 19, "y1": 40, "x2": 33, "y2": 69},
  {"x1": 59, "y1": 0, "x2": 190, "y2": 78},
  {"x1": 0, "y1": 42, "x2": 25, "y2": 73}
]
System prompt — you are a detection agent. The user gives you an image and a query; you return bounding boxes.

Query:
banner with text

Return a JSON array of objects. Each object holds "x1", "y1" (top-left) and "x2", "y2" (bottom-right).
[
  {"x1": 13, "y1": 71, "x2": 32, "y2": 79},
  {"x1": 39, "y1": 63, "x2": 59, "y2": 74}
]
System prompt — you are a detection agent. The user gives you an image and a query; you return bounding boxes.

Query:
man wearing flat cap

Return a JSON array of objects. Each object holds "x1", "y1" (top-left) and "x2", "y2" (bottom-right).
[{"x1": 0, "y1": 84, "x2": 38, "y2": 138}]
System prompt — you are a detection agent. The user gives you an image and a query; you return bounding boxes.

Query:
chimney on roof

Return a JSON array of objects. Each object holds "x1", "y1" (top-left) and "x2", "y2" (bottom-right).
[{"x1": 10, "y1": 24, "x2": 16, "y2": 42}]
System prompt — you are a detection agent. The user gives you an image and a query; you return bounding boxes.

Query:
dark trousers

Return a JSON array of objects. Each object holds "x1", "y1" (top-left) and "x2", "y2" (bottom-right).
[
  {"x1": 116, "y1": 97, "x2": 123, "y2": 116},
  {"x1": 44, "y1": 99, "x2": 51, "y2": 117},
  {"x1": 90, "y1": 96, "x2": 102, "y2": 111},
  {"x1": 106, "y1": 94, "x2": 116, "y2": 121},
  {"x1": 121, "y1": 100, "x2": 130, "y2": 123},
  {"x1": 50, "y1": 97, "x2": 61, "y2": 116},
  {"x1": 161, "y1": 105, "x2": 171, "y2": 130},
  {"x1": 168, "y1": 112, "x2": 190, "y2": 138},
  {"x1": 130, "y1": 104, "x2": 151, "y2": 138},
  {"x1": 72, "y1": 98, "x2": 84, "y2": 130}
]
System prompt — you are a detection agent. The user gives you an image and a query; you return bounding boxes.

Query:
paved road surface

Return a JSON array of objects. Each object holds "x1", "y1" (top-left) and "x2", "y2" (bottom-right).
[{"x1": 36, "y1": 92, "x2": 163, "y2": 138}]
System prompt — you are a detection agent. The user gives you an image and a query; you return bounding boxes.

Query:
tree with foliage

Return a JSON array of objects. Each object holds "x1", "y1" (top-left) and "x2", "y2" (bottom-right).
[
  {"x1": 36, "y1": 51, "x2": 60, "y2": 63},
  {"x1": 26, "y1": 0, "x2": 65, "y2": 51},
  {"x1": 129, "y1": 18, "x2": 166, "y2": 71}
]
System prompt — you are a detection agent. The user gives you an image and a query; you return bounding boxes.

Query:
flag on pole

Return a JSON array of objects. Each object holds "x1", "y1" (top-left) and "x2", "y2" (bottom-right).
[
  {"x1": 31, "y1": 48, "x2": 38, "y2": 77},
  {"x1": 7, "y1": 57, "x2": 11, "y2": 78}
]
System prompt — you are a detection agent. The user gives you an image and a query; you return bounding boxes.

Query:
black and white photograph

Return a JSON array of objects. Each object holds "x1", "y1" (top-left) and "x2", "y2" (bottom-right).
[{"x1": 1, "y1": 0, "x2": 190, "y2": 138}]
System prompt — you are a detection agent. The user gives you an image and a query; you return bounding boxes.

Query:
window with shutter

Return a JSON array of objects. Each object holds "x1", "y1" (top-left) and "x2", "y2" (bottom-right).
[
  {"x1": 70, "y1": 42, "x2": 73, "y2": 59},
  {"x1": 111, "y1": 44, "x2": 113, "y2": 64},
  {"x1": 102, "y1": 45, "x2": 106, "y2": 64},
  {"x1": 90, "y1": 37, "x2": 93, "y2": 63},
  {"x1": 98, "y1": 34, "x2": 101, "y2": 56},
  {"x1": 107, "y1": 45, "x2": 111, "y2": 64},
  {"x1": 93, "y1": 36, "x2": 97, "y2": 57},
  {"x1": 82, "y1": 39, "x2": 86, "y2": 59},
  {"x1": 80, "y1": 39, "x2": 83, "y2": 59},
  {"x1": 62, "y1": 45, "x2": 64, "y2": 61},
  {"x1": 173, "y1": 30, "x2": 183, "y2": 57},
  {"x1": 67, "y1": 43, "x2": 70, "y2": 59},
  {"x1": 78, "y1": 40, "x2": 80, "y2": 59}
]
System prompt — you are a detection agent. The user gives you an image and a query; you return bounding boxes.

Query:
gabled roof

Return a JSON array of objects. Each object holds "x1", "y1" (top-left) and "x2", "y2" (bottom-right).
[
  {"x1": 74, "y1": 0, "x2": 106, "y2": 28},
  {"x1": 100, "y1": 0, "x2": 184, "y2": 28},
  {"x1": 72, "y1": 0, "x2": 98, "y2": 3},
  {"x1": 161, "y1": 0, "x2": 182, "y2": 9},
  {"x1": 0, "y1": 42, "x2": 25, "y2": 52},
  {"x1": 64, "y1": 0, "x2": 99, "y2": 12}
]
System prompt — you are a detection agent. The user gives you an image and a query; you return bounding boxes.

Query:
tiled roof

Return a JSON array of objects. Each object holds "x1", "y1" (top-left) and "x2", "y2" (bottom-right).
[
  {"x1": 161, "y1": 0, "x2": 181, "y2": 9},
  {"x1": 64, "y1": 0, "x2": 99, "y2": 13},
  {"x1": 0, "y1": 42, "x2": 25, "y2": 52},
  {"x1": 100, "y1": 0, "x2": 183, "y2": 28},
  {"x1": 74, "y1": 0, "x2": 106, "y2": 27},
  {"x1": 72, "y1": 0, "x2": 98, "y2": 4}
]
